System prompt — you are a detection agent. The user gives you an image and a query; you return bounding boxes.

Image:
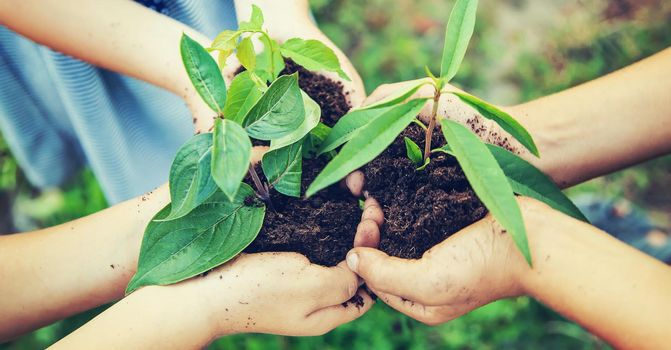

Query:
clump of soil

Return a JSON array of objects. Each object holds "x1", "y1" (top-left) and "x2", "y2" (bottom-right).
[
  {"x1": 244, "y1": 157, "x2": 361, "y2": 266},
  {"x1": 363, "y1": 123, "x2": 488, "y2": 259},
  {"x1": 235, "y1": 59, "x2": 350, "y2": 127}
]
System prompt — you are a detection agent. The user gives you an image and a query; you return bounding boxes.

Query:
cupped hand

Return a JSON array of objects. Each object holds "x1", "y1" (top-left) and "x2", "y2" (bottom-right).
[
  {"x1": 181, "y1": 252, "x2": 374, "y2": 337},
  {"x1": 346, "y1": 197, "x2": 543, "y2": 325}
]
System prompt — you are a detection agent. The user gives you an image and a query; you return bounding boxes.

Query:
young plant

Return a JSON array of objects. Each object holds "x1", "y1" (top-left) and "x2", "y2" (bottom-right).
[
  {"x1": 307, "y1": 0, "x2": 586, "y2": 266},
  {"x1": 126, "y1": 6, "x2": 347, "y2": 294}
]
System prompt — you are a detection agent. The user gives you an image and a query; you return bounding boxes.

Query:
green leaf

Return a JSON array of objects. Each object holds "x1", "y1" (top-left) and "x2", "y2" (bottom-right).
[
  {"x1": 223, "y1": 71, "x2": 263, "y2": 124},
  {"x1": 451, "y1": 92, "x2": 539, "y2": 156},
  {"x1": 212, "y1": 119, "x2": 252, "y2": 201},
  {"x1": 417, "y1": 157, "x2": 430, "y2": 171},
  {"x1": 440, "y1": 118, "x2": 531, "y2": 265},
  {"x1": 404, "y1": 137, "x2": 423, "y2": 166},
  {"x1": 162, "y1": 134, "x2": 218, "y2": 221},
  {"x1": 317, "y1": 105, "x2": 395, "y2": 155},
  {"x1": 181, "y1": 34, "x2": 227, "y2": 114},
  {"x1": 440, "y1": 0, "x2": 478, "y2": 81},
  {"x1": 257, "y1": 36, "x2": 285, "y2": 82},
  {"x1": 279, "y1": 38, "x2": 350, "y2": 81},
  {"x1": 303, "y1": 123, "x2": 331, "y2": 158},
  {"x1": 269, "y1": 92, "x2": 320, "y2": 151},
  {"x1": 262, "y1": 142, "x2": 303, "y2": 197},
  {"x1": 210, "y1": 30, "x2": 240, "y2": 55},
  {"x1": 360, "y1": 79, "x2": 430, "y2": 110},
  {"x1": 239, "y1": 4, "x2": 264, "y2": 31},
  {"x1": 306, "y1": 99, "x2": 427, "y2": 197},
  {"x1": 237, "y1": 37, "x2": 256, "y2": 71},
  {"x1": 243, "y1": 73, "x2": 305, "y2": 140},
  {"x1": 126, "y1": 185, "x2": 265, "y2": 294},
  {"x1": 435, "y1": 144, "x2": 586, "y2": 221}
]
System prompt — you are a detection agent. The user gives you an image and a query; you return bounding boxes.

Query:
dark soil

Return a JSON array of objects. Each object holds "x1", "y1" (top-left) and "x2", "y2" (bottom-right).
[
  {"x1": 362, "y1": 124, "x2": 488, "y2": 259},
  {"x1": 235, "y1": 59, "x2": 350, "y2": 127},
  {"x1": 243, "y1": 157, "x2": 361, "y2": 266}
]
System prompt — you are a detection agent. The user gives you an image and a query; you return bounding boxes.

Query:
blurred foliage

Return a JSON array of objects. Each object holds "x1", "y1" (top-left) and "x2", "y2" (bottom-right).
[{"x1": 1, "y1": 0, "x2": 670, "y2": 348}]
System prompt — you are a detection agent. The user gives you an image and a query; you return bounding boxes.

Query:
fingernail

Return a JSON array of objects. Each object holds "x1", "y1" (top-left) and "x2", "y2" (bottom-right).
[{"x1": 346, "y1": 252, "x2": 359, "y2": 272}]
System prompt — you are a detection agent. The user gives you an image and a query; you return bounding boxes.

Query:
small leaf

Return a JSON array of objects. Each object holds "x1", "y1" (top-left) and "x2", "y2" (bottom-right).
[
  {"x1": 126, "y1": 185, "x2": 265, "y2": 294},
  {"x1": 360, "y1": 79, "x2": 430, "y2": 110},
  {"x1": 440, "y1": 0, "x2": 478, "y2": 81},
  {"x1": 181, "y1": 34, "x2": 227, "y2": 114},
  {"x1": 440, "y1": 118, "x2": 531, "y2": 265},
  {"x1": 243, "y1": 73, "x2": 305, "y2": 140},
  {"x1": 257, "y1": 36, "x2": 285, "y2": 82},
  {"x1": 223, "y1": 71, "x2": 263, "y2": 124},
  {"x1": 237, "y1": 37, "x2": 256, "y2": 71},
  {"x1": 212, "y1": 119, "x2": 252, "y2": 201},
  {"x1": 262, "y1": 142, "x2": 303, "y2": 197},
  {"x1": 239, "y1": 4, "x2": 264, "y2": 31},
  {"x1": 307, "y1": 99, "x2": 427, "y2": 197},
  {"x1": 452, "y1": 92, "x2": 539, "y2": 156},
  {"x1": 211, "y1": 30, "x2": 240, "y2": 54},
  {"x1": 417, "y1": 157, "x2": 431, "y2": 171},
  {"x1": 269, "y1": 92, "x2": 320, "y2": 151},
  {"x1": 303, "y1": 123, "x2": 331, "y2": 158},
  {"x1": 404, "y1": 137, "x2": 423, "y2": 165},
  {"x1": 162, "y1": 134, "x2": 218, "y2": 221},
  {"x1": 317, "y1": 105, "x2": 395, "y2": 155},
  {"x1": 280, "y1": 38, "x2": 349, "y2": 81}
]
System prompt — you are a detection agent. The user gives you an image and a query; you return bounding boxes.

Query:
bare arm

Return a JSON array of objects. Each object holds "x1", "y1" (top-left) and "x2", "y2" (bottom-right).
[{"x1": 512, "y1": 47, "x2": 671, "y2": 187}]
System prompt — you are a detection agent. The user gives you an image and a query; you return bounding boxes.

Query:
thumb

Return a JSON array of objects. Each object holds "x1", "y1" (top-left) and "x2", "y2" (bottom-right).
[{"x1": 346, "y1": 248, "x2": 426, "y2": 301}]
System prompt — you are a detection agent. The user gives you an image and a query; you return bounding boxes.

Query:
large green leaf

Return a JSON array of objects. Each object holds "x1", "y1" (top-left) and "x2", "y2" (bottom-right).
[
  {"x1": 126, "y1": 185, "x2": 265, "y2": 294},
  {"x1": 303, "y1": 123, "x2": 331, "y2": 158},
  {"x1": 317, "y1": 105, "x2": 395, "y2": 155},
  {"x1": 440, "y1": 118, "x2": 531, "y2": 265},
  {"x1": 269, "y1": 92, "x2": 320, "y2": 151},
  {"x1": 212, "y1": 119, "x2": 252, "y2": 201},
  {"x1": 361, "y1": 79, "x2": 430, "y2": 111},
  {"x1": 180, "y1": 34, "x2": 227, "y2": 114},
  {"x1": 237, "y1": 36, "x2": 256, "y2": 71},
  {"x1": 435, "y1": 144, "x2": 587, "y2": 221},
  {"x1": 440, "y1": 0, "x2": 478, "y2": 81},
  {"x1": 243, "y1": 73, "x2": 305, "y2": 140},
  {"x1": 223, "y1": 71, "x2": 263, "y2": 124},
  {"x1": 451, "y1": 92, "x2": 539, "y2": 156},
  {"x1": 262, "y1": 142, "x2": 303, "y2": 197},
  {"x1": 162, "y1": 134, "x2": 218, "y2": 221},
  {"x1": 306, "y1": 99, "x2": 427, "y2": 197},
  {"x1": 280, "y1": 38, "x2": 349, "y2": 81}
]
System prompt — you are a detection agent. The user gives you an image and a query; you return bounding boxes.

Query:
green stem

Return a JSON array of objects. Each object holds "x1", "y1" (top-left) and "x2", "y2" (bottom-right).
[{"x1": 423, "y1": 88, "x2": 441, "y2": 161}]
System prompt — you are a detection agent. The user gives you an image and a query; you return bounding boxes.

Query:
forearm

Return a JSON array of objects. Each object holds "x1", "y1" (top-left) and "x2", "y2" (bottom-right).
[
  {"x1": 511, "y1": 48, "x2": 671, "y2": 188},
  {"x1": 0, "y1": 186, "x2": 169, "y2": 341},
  {"x1": 519, "y1": 201, "x2": 671, "y2": 349},
  {"x1": 50, "y1": 285, "x2": 215, "y2": 350}
]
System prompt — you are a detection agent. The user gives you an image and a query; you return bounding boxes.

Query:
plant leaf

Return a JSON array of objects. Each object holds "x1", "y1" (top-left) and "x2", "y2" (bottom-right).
[
  {"x1": 317, "y1": 105, "x2": 395, "y2": 155},
  {"x1": 404, "y1": 137, "x2": 423, "y2": 166},
  {"x1": 440, "y1": 0, "x2": 478, "y2": 81},
  {"x1": 306, "y1": 99, "x2": 427, "y2": 197},
  {"x1": 451, "y1": 92, "x2": 539, "y2": 156},
  {"x1": 237, "y1": 36, "x2": 256, "y2": 71},
  {"x1": 243, "y1": 73, "x2": 305, "y2": 140},
  {"x1": 360, "y1": 79, "x2": 430, "y2": 110},
  {"x1": 181, "y1": 34, "x2": 227, "y2": 114},
  {"x1": 416, "y1": 157, "x2": 430, "y2": 171},
  {"x1": 161, "y1": 134, "x2": 218, "y2": 221},
  {"x1": 239, "y1": 4, "x2": 264, "y2": 31},
  {"x1": 257, "y1": 36, "x2": 285, "y2": 82},
  {"x1": 223, "y1": 71, "x2": 263, "y2": 124},
  {"x1": 126, "y1": 185, "x2": 265, "y2": 294},
  {"x1": 212, "y1": 119, "x2": 252, "y2": 201},
  {"x1": 303, "y1": 123, "x2": 331, "y2": 158},
  {"x1": 262, "y1": 142, "x2": 303, "y2": 197},
  {"x1": 269, "y1": 92, "x2": 320, "y2": 151},
  {"x1": 440, "y1": 118, "x2": 531, "y2": 265},
  {"x1": 279, "y1": 38, "x2": 349, "y2": 81}
]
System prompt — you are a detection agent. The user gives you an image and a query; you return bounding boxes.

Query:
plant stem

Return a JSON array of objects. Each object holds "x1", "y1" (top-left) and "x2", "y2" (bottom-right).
[
  {"x1": 248, "y1": 165, "x2": 270, "y2": 201},
  {"x1": 423, "y1": 88, "x2": 441, "y2": 161}
]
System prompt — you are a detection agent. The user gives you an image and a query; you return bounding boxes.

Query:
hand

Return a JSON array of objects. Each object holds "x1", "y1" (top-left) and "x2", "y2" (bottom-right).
[{"x1": 346, "y1": 197, "x2": 542, "y2": 325}]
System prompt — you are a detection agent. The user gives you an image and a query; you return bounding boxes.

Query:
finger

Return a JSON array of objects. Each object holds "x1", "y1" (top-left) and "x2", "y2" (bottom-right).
[
  {"x1": 250, "y1": 146, "x2": 269, "y2": 165},
  {"x1": 344, "y1": 170, "x2": 364, "y2": 197},
  {"x1": 310, "y1": 263, "x2": 361, "y2": 306},
  {"x1": 304, "y1": 289, "x2": 374, "y2": 335},
  {"x1": 363, "y1": 84, "x2": 396, "y2": 106},
  {"x1": 353, "y1": 219, "x2": 380, "y2": 248},
  {"x1": 361, "y1": 197, "x2": 384, "y2": 226},
  {"x1": 346, "y1": 248, "x2": 431, "y2": 303},
  {"x1": 370, "y1": 288, "x2": 463, "y2": 326}
]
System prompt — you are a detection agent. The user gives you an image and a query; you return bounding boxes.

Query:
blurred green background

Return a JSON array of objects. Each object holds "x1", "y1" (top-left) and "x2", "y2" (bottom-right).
[{"x1": 1, "y1": 0, "x2": 670, "y2": 348}]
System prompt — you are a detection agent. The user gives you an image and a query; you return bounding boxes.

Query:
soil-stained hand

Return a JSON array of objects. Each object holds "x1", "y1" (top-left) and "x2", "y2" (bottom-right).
[
  {"x1": 180, "y1": 252, "x2": 374, "y2": 336},
  {"x1": 347, "y1": 198, "x2": 540, "y2": 326}
]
